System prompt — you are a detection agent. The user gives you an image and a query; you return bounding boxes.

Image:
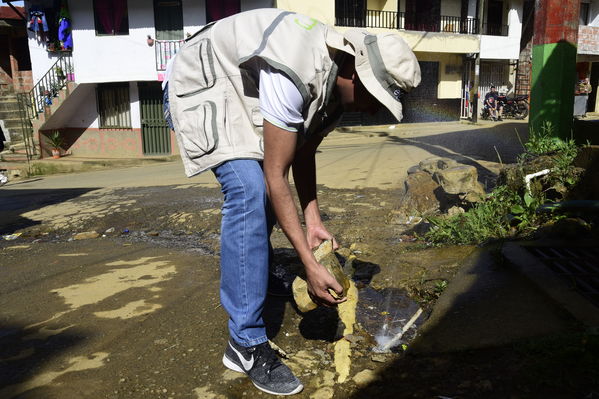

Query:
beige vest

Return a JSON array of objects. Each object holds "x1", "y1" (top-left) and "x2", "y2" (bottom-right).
[{"x1": 169, "y1": 9, "x2": 353, "y2": 177}]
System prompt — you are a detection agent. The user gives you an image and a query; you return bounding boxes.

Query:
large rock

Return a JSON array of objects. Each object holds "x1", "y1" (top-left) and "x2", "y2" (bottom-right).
[
  {"x1": 433, "y1": 165, "x2": 485, "y2": 197},
  {"x1": 398, "y1": 171, "x2": 444, "y2": 215},
  {"x1": 419, "y1": 157, "x2": 459, "y2": 174},
  {"x1": 73, "y1": 231, "x2": 100, "y2": 240},
  {"x1": 292, "y1": 240, "x2": 350, "y2": 312}
]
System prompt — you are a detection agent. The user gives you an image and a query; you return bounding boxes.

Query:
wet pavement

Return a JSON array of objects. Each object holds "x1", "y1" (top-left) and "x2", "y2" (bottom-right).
[{"x1": 1, "y1": 121, "x2": 597, "y2": 398}]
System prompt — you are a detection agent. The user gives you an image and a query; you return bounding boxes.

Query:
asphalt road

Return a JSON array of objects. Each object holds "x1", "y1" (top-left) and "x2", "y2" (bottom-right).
[{"x1": 0, "y1": 120, "x2": 530, "y2": 398}]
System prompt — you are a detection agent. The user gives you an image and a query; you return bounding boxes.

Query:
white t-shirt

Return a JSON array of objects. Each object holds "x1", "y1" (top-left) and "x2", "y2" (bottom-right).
[
  {"x1": 259, "y1": 67, "x2": 304, "y2": 132},
  {"x1": 165, "y1": 59, "x2": 304, "y2": 132}
]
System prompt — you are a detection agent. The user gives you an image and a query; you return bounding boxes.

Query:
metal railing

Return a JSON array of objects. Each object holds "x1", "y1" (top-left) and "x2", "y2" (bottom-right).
[
  {"x1": 15, "y1": 92, "x2": 37, "y2": 161},
  {"x1": 155, "y1": 39, "x2": 184, "y2": 71},
  {"x1": 483, "y1": 23, "x2": 509, "y2": 36},
  {"x1": 364, "y1": 10, "x2": 404, "y2": 29},
  {"x1": 24, "y1": 53, "x2": 74, "y2": 119},
  {"x1": 337, "y1": 10, "x2": 515, "y2": 36},
  {"x1": 440, "y1": 15, "x2": 478, "y2": 34}
]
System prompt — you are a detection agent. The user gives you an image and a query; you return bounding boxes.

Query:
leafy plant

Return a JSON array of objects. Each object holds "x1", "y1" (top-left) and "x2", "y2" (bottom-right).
[{"x1": 47, "y1": 131, "x2": 63, "y2": 149}]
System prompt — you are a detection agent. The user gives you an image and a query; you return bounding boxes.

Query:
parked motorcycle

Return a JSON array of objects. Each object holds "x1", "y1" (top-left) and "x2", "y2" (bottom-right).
[{"x1": 481, "y1": 94, "x2": 529, "y2": 120}]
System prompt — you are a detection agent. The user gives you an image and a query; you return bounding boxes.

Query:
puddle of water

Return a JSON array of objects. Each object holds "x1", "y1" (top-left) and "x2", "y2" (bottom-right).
[{"x1": 356, "y1": 286, "x2": 425, "y2": 352}]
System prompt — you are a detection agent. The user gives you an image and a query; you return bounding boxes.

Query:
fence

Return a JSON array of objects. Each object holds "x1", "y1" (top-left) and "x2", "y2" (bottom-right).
[{"x1": 155, "y1": 40, "x2": 184, "y2": 71}]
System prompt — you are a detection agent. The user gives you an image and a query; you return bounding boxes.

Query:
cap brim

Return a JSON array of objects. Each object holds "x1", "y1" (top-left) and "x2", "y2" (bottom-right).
[{"x1": 356, "y1": 63, "x2": 403, "y2": 122}]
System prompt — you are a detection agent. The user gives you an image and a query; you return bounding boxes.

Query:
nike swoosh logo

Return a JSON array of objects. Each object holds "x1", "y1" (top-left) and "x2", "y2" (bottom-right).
[{"x1": 229, "y1": 342, "x2": 254, "y2": 371}]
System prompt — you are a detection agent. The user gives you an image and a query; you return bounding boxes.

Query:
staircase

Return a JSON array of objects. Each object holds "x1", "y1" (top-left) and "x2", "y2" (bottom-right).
[
  {"x1": 1, "y1": 54, "x2": 76, "y2": 176},
  {"x1": 0, "y1": 91, "x2": 32, "y2": 163}
]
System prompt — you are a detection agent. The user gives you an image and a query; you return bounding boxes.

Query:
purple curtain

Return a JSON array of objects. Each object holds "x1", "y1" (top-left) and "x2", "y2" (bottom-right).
[
  {"x1": 206, "y1": 0, "x2": 240, "y2": 22},
  {"x1": 95, "y1": 0, "x2": 127, "y2": 34}
]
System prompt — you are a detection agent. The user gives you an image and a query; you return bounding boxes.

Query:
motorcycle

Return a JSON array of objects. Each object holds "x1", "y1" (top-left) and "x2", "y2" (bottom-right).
[{"x1": 481, "y1": 94, "x2": 529, "y2": 120}]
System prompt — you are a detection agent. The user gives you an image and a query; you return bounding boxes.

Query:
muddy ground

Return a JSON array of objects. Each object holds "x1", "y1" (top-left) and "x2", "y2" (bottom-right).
[{"x1": 2, "y1": 180, "x2": 597, "y2": 398}]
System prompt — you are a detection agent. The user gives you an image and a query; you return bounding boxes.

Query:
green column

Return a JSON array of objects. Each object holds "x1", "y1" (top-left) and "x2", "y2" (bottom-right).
[
  {"x1": 529, "y1": 0, "x2": 580, "y2": 140},
  {"x1": 530, "y1": 42, "x2": 577, "y2": 139}
]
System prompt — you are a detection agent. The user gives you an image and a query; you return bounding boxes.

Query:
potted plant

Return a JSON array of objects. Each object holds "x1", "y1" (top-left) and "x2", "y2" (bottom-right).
[
  {"x1": 55, "y1": 66, "x2": 66, "y2": 81},
  {"x1": 47, "y1": 131, "x2": 63, "y2": 159},
  {"x1": 65, "y1": 64, "x2": 75, "y2": 81}
]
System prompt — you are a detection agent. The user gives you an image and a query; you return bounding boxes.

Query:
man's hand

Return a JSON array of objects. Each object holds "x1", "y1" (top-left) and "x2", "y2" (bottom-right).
[
  {"x1": 305, "y1": 262, "x2": 346, "y2": 307},
  {"x1": 306, "y1": 224, "x2": 338, "y2": 250}
]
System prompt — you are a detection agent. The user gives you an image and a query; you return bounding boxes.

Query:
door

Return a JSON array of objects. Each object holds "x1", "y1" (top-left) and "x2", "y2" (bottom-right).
[
  {"x1": 154, "y1": 0, "x2": 183, "y2": 40},
  {"x1": 139, "y1": 82, "x2": 171, "y2": 156}
]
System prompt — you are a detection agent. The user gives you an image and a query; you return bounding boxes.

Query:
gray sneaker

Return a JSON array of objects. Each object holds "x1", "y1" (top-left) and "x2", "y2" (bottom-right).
[{"x1": 222, "y1": 339, "x2": 303, "y2": 395}]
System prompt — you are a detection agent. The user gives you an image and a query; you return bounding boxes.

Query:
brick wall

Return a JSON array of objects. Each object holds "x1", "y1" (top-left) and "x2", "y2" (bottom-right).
[{"x1": 578, "y1": 26, "x2": 599, "y2": 55}]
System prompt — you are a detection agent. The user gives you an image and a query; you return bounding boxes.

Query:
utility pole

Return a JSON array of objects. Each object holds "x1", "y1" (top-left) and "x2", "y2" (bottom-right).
[
  {"x1": 529, "y1": 0, "x2": 580, "y2": 139},
  {"x1": 471, "y1": 0, "x2": 485, "y2": 123}
]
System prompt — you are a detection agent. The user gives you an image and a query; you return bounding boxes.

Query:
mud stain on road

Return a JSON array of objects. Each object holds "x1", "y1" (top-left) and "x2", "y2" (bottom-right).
[
  {"x1": 51, "y1": 256, "x2": 176, "y2": 311},
  {"x1": 94, "y1": 298, "x2": 163, "y2": 319},
  {"x1": 21, "y1": 188, "x2": 137, "y2": 230},
  {"x1": 0, "y1": 352, "x2": 109, "y2": 398}
]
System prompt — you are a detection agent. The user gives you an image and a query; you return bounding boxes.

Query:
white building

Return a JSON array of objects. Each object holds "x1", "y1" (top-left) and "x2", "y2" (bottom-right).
[{"x1": 24, "y1": 0, "x2": 271, "y2": 158}]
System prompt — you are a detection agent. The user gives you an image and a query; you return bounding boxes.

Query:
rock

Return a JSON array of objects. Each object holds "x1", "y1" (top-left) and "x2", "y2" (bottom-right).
[
  {"x1": 407, "y1": 165, "x2": 421, "y2": 175},
  {"x1": 352, "y1": 369, "x2": 380, "y2": 387},
  {"x1": 399, "y1": 171, "x2": 443, "y2": 215},
  {"x1": 310, "y1": 387, "x2": 334, "y2": 399},
  {"x1": 447, "y1": 206, "x2": 465, "y2": 216},
  {"x1": 73, "y1": 231, "x2": 100, "y2": 240},
  {"x1": 336, "y1": 247, "x2": 351, "y2": 259},
  {"x1": 147, "y1": 231, "x2": 159, "y2": 236},
  {"x1": 419, "y1": 157, "x2": 459, "y2": 174},
  {"x1": 292, "y1": 240, "x2": 351, "y2": 312},
  {"x1": 344, "y1": 334, "x2": 365, "y2": 344},
  {"x1": 371, "y1": 353, "x2": 387, "y2": 363},
  {"x1": 433, "y1": 165, "x2": 485, "y2": 196},
  {"x1": 105, "y1": 227, "x2": 115, "y2": 234}
]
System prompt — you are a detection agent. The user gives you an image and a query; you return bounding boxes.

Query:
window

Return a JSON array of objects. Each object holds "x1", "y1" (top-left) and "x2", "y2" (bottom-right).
[
  {"x1": 580, "y1": 2, "x2": 590, "y2": 26},
  {"x1": 97, "y1": 83, "x2": 132, "y2": 128},
  {"x1": 335, "y1": 0, "x2": 366, "y2": 27},
  {"x1": 94, "y1": 0, "x2": 129, "y2": 35},
  {"x1": 206, "y1": 0, "x2": 240, "y2": 23}
]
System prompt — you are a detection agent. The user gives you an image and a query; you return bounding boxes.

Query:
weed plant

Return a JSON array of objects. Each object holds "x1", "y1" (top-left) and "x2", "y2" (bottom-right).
[{"x1": 425, "y1": 122, "x2": 580, "y2": 245}]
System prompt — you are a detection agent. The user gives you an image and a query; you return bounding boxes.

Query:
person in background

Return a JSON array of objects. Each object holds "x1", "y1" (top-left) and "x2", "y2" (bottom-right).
[{"x1": 484, "y1": 85, "x2": 503, "y2": 121}]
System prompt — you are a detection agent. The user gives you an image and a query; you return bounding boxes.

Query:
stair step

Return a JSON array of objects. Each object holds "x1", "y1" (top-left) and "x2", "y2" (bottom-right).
[{"x1": 1, "y1": 153, "x2": 29, "y2": 162}]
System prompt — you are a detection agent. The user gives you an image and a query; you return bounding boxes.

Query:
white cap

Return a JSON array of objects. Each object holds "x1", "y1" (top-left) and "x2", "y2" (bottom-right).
[{"x1": 343, "y1": 29, "x2": 421, "y2": 122}]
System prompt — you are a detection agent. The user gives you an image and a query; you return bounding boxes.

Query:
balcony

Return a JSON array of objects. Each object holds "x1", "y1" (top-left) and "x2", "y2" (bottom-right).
[
  {"x1": 337, "y1": 9, "x2": 507, "y2": 36},
  {"x1": 155, "y1": 39, "x2": 184, "y2": 71}
]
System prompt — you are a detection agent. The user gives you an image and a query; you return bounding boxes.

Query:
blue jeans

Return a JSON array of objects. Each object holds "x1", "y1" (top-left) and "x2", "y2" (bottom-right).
[{"x1": 213, "y1": 159, "x2": 275, "y2": 347}]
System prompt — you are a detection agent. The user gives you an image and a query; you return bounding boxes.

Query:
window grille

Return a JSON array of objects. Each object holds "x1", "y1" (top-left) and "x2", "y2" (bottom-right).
[{"x1": 97, "y1": 83, "x2": 132, "y2": 129}]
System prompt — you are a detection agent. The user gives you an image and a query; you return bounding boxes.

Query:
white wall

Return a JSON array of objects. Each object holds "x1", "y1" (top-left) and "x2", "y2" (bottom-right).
[
  {"x1": 589, "y1": 0, "x2": 599, "y2": 26},
  {"x1": 441, "y1": 0, "x2": 461, "y2": 17},
  {"x1": 480, "y1": 0, "x2": 522, "y2": 59}
]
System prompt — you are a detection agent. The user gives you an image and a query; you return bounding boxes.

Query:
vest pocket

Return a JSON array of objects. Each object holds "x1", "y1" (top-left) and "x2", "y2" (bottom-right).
[
  {"x1": 178, "y1": 101, "x2": 219, "y2": 159},
  {"x1": 173, "y1": 38, "x2": 216, "y2": 97}
]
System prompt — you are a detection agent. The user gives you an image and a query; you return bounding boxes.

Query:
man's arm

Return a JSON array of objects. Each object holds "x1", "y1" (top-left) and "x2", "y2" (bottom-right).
[
  {"x1": 292, "y1": 134, "x2": 338, "y2": 250},
  {"x1": 263, "y1": 120, "x2": 345, "y2": 306}
]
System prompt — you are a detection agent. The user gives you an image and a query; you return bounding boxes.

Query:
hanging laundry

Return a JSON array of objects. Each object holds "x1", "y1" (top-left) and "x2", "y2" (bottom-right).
[
  {"x1": 58, "y1": 18, "x2": 72, "y2": 49},
  {"x1": 58, "y1": 0, "x2": 73, "y2": 50},
  {"x1": 27, "y1": 7, "x2": 49, "y2": 33}
]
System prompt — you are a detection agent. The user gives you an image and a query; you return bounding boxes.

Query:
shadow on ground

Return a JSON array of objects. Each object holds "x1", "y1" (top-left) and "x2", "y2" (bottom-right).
[
  {"x1": 0, "y1": 188, "x2": 99, "y2": 234},
  {"x1": 349, "y1": 247, "x2": 599, "y2": 398}
]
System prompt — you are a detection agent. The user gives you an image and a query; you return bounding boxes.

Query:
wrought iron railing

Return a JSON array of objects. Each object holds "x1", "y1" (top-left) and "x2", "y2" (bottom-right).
[
  {"x1": 440, "y1": 15, "x2": 478, "y2": 34},
  {"x1": 337, "y1": 9, "x2": 510, "y2": 35},
  {"x1": 155, "y1": 39, "x2": 184, "y2": 71},
  {"x1": 24, "y1": 53, "x2": 74, "y2": 119},
  {"x1": 15, "y1": 92, "x2": 37, "y2": 161},
  {"x1": 364, "y1": 10, "x2": 404, "y2": 29},
  {"x1": 483, "y1": 23, "x2": 509, "y2": 36}
]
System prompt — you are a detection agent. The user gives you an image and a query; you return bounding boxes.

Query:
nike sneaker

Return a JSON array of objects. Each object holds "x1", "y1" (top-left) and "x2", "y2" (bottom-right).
[{"x1": 222, "y1": 339, "x2": 303, "y2": 395}]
